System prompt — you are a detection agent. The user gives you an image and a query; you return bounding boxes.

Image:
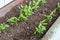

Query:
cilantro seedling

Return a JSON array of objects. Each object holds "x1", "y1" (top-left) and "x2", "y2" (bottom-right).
[
  {"x1": 57, "y1": 3, "x2": 60, "y2": 9},
  {"x1": 0, "y1": 23, "x2": 9, "y2": 31},
  {"x1": 44, "y1": 8, "x2": 57, "y2": 23},
  {"x1": 7, "y1": 17, "x2": 18, "y2": 24},
  {"x1": 34, "y1": 22, "x2": 46, "y2": 34},
  {"x1": 34, "y1": 8, "x2": 57, "y2": 35},
  {"x1": 8, "y1": 0, "x2": 46, "y2": 24}
]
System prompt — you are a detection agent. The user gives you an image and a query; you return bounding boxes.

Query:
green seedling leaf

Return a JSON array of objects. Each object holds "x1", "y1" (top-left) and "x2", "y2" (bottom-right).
[
  {"x1": 20, "y1": 5, "x2": 24, "y2": 9},
  {"x1": 18, "y1": 4, "x2": 33, "y2": 21},
  {"x1": 45, "y1": 15, "x2": 52, "y2": 22},
  {"x1": 32, "y1": 0, "x2": 41, "y2": 9},
  {"x1": 44, "y1": 8, "x2": 57, "y2": 23},
  {"x1": 0, "y1": 23, "x2": 9, "y2": 31},
  {"x1": 57, "y1": 3, "x2": 60, "y2": 9},
  {"x1": 41, "y1": 0, "x2": 46, "y2": 4},
  {"x1": 19, "y1": 13, "x2": 27, "y2": 20},
  {"x1": 34, "y1": 22, "x2": 46, "y2": 34},
  {"x1": 8, "y1": 17, "x2": 18, "y2": 23},
  {"x1": 8, "y1": 0, "x2": 47, "y2": 24},
  {"x1": 23, "y1": 5, "x2": 32, "y2": 17},
  {"x1": 34, "y1": 2, "x2": 60, "y2": 35},
  {"x1": 29, "y1": 2, "x2": 32, "y2": 6},
  {"x1": 40, "y1": 25, "x2": 46, "y2": 33},
  {"x1": 34, "y1": 28, "x2": 39, "y2": 34}
]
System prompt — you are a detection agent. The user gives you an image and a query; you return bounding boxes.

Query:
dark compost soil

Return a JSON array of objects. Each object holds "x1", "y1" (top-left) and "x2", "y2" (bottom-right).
[{"x1": 0, "y1": 0, "x2": 60, "y2": 40}]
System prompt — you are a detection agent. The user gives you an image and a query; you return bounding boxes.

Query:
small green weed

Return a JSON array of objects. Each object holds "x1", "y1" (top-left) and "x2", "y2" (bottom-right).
[{"x1": 0, "y1": 23, "x2": 9, "y2": 30}]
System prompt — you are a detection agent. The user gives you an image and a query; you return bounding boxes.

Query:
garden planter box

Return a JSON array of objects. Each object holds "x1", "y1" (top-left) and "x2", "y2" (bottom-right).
[
  {"x1": 0, "y1": 0, "x2": 23, "y2": 17},
  {"x1": 41, "y1": 16, "x2": 60, "y2": 40},
  {"x1": 0, "y1": 0, "x2": 60, "y2": 40}
]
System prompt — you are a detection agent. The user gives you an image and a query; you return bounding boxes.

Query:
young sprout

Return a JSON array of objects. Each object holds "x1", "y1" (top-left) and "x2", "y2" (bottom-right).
[
  {"x1": 0, "y1": 23, "x2": 9, "y2": 31},
  {"x1": 44, "y1": 8, "x2": 57, "y2": 23},
  {"x1": 18, "y1": 0, "x2": 46, "y2": 21},
  {"x1": 32, "y1": 0, "x2": 41, "y2": 9},
  {"x1": 7, "y1": 17, "x2": 18, "y2": 24},
  {"x1": 22, "y1": 5, "x2": 32, "y2": 17},
  {"x1": 57, "y1": 3, "x2": 60, "y2": 9},
  {"x1": 34, "y1": 21, "x2": 46, "y2": 34},
  {"x1": 34, "y1": 7, "x2": 57, "y2": 35},
  {"x1": 32, "y1": 0, "x2": 46, "y2": 9},
  {"x1": 41, "y1": 0, "x2": 46, "y2": 5},
  {"x1": 18, "y1": 13, "x2": 27, "y2": 21},
  {"x1": 8, "y1": 0, "x2": 46, "y2": 24}
]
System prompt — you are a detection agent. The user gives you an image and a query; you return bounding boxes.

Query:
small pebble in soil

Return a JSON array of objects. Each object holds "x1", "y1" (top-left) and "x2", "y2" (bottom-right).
[
  {"x1": 4, "y1": 32, "x2": 7, "y2": 35},
  {"x1": 27, "y1": 26, "x2": 29, "y2": 29},
  {"x1": 0, "y1": 31, "x2": 1, "y2": 33}
]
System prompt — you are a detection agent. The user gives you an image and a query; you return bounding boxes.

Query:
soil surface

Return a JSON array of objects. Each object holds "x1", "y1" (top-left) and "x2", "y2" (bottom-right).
[{"x1": 0, "y1": 0, "x2": 60, "y2": 40}]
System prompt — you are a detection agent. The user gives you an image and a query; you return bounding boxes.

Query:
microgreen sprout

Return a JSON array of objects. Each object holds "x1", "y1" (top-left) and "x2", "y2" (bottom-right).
[
  {"x1": 41, "y1": 0, "x2": 46, "y2": 5},
  {"x1": 8, "y1": 0, "x2": 46, "y2": 23},
  {"x1": 0, "y1": 23, "x2": 9, "y2": 31},
  {"x1": 34, "y1": 22, "x2": 46, "y2": 34},
  {"x1": 34, "y1": 7, "x2": 57, "y2": 35},
  {"x1": 57, "y1": 3, "x2": 60, "y2": 9},
  {"x1": 31, "y1": 0, "x2": 41, "y2": 9},
  {"x1": 18, "y1": 13, "x2": 27, "y2": 21},
  {"x1": 44, "y1": 8, "x2": 57, "y2": 23},
  {"x1": 31, "y1": 0, "x2": 46, "y2": 9},
  {"x1": 7, "y1": 17, "x2": 18, "y2": 24},
  {"x1": 18, "y1": 0, "x2": 46, "y2": 22}
]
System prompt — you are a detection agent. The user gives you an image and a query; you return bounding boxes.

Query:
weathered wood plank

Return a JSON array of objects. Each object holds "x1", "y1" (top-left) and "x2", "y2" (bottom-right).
[{"x1": 41, "y1": 16, "x2": 60, "y2": 40}]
